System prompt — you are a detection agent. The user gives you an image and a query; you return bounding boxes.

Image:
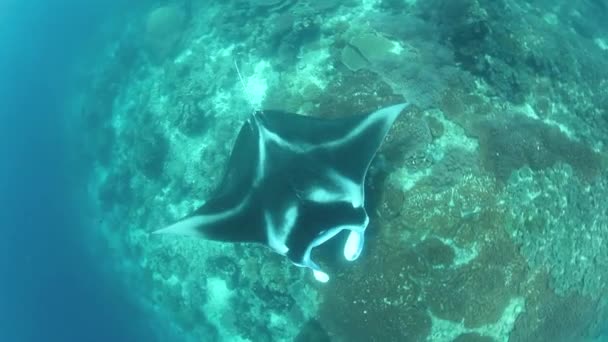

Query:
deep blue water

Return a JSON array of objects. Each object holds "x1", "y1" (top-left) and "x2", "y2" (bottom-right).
[{"x1": 0, "y1": 1, "x2": 165, "y2": 341}]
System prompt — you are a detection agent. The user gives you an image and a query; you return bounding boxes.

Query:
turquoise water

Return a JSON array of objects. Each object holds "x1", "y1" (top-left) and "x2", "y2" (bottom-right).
[
  {"x1": 2, "y1": 0, "x2": 607, "y2": 341},
  {"x1": 0, "y1": 1, "x2": 173, "y2": 341}
]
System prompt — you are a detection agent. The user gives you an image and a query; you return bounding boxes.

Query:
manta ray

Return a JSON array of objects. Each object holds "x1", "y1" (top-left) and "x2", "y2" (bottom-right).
[{"x1": 154, "y1": 103, "x2": 408, "y2": 282}]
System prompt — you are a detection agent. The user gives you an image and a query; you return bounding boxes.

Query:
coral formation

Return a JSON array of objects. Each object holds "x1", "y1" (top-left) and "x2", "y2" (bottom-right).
[
  {"x1": 474, "y1": 114, "x2": 602, "y2": 182},
  {"x1": 506, "y1": 165, "x2": 608, "y2": 297},
  {"x1": 311, "y1": 70, "x2": 404, "y2": 119},
  {"x1": 509, "y1": 272, "x2": 601, "y2": 342},
  {"x1": 98, "y1": 169, "x2": 133, "y2": 211},
  {"x1": 424, "y1": 147, "x2": 479, "y2": 189},
  {"x1": 319, "y1": 166, "x2": 526, "y2": 341},
  {"x1": 144, "y1": 5, "x2": 187, "y2": 62},
  {"x1": 174, "y1": 101, "x2": 213, "y2": 137},
  {"x1": 382, "y1": 108, "x2": 433, "y2": 168},
  {"x1": 453, "y1": 332, "x2": 495, "y2": 342},
  {"x1": 133, "y1": 130, "x2": 169, "y2": 180},
  {"x1": 293, "y1": 320, "x2": 331, "y2": 342}
]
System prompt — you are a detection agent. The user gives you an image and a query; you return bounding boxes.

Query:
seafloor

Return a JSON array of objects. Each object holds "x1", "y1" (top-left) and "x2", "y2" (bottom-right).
[{"x1": 77, "y1": 0, "x2": 608, "y2": 341}]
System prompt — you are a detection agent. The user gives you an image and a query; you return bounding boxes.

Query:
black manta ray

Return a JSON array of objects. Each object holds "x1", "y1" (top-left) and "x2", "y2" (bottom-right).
[{"x1": 154, "y1": 103, "x2": 408, "y2": 282}]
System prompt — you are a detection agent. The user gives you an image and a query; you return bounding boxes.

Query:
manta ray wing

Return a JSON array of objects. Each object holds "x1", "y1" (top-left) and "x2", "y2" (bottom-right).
[{"x1": 154, "y1": 103, "x2": 408, "y2": 282}]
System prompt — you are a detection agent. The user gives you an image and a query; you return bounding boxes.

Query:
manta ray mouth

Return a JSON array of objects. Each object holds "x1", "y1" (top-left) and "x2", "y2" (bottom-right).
[{"x1": 154, "y1": 103, "x2": 409, "y2": 282}]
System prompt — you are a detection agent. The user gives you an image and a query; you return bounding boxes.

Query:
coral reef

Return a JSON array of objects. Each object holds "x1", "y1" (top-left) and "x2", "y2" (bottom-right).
[
  {"x1": 319, "y1": 166, "x2": 526, "y2": 341},
  {"x1": 474, "y1": 113, "x2": 602, "y2": 182},
  {"x1": 79, "y1": 0, "x2": 608, "y2": 340},
  {"x1": 509, "y1": 272, "x2": 601, "y2": 342},
  {"x1": 310, "y1": 69, "x2": 404, "y2": 119},
  {"x1": 98, "y1": 169, "x2": 133, "y2": 211},
  {"x1": 424, "y1": 147, "x2": 479, "y2": 189},
  {"x1": 173, "y1": 100, "x2": 213, "y2": 137},
  {"x1": 133, "y1": 129, "x2": 169, "y2": 180},
  {"x1": 294, "y1": 320, "x2": 331, "y2": 342},
  {"x1": 454, "y1": 333, "x2": 495, "y2": 342},
  {"x1": 506, "y1": 165, "x2": 608, "y2": 297},
  {"x1": 143, "y1": 5, "x2": 187, "y2": 62},
  {"x1": 382, "y1": 107, "x2": 433, "y2": 168}
]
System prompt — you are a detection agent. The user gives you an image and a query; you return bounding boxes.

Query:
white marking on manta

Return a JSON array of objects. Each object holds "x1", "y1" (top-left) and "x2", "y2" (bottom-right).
[
  {"x1": 306, "y1": 169, "x2": 363, "y2": 207},
  {"x1": 152, "y1": 215, "x2": 208, "y2": 237},
  {"x1": 261, "y1": 104, "x2": 405, "y2": 154},
  {"x1": 344, "y1": 230, "x2": 364, "y2": 261},
  {"x1": 154, "y1": 193, "x2": 252, "y2": 237},
  {"x1": 295, "y1": 216, "x2": 370, "y2": 281},
  {"x1": 264, "y1": 204, "x2": 298, "y2": 255},
  {"x1": 306, "y1": 186, "x2": 343, "y2": 205},
  {"x1": 256, "y1": 118, "x2": 268, "y2": 185},
  {"x1": 313, "y1": 269, "x2": 330, "y2": 283}
]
